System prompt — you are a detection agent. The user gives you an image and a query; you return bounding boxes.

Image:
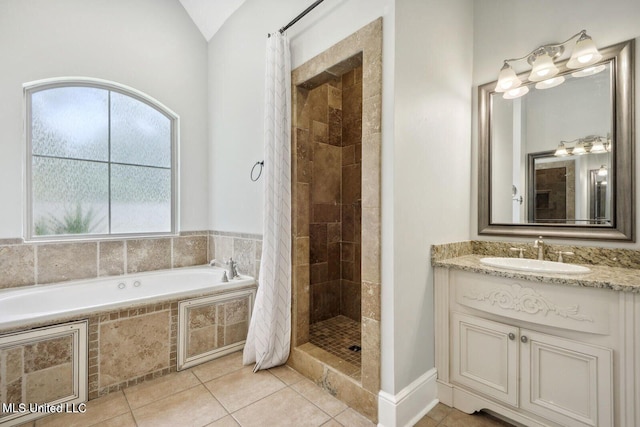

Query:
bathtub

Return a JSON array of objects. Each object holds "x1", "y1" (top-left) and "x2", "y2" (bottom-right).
[
  {"x1": 0, "y1": 265, "x2": 255, "y2": 331},
  {"x1": 0, "y1": 266, "x2": 256, "y2": 424}
]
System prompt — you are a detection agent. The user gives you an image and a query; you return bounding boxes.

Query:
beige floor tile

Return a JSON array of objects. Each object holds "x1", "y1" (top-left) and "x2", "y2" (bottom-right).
[
  {"x1": 90, "y1": 412, "x2": 137, "y2": 427},
  {"x1": 426, "y1": 402, "x2": 453, "y2": 422},
  {"x1": 132, "y1": 384, "x2": 227, "y2": 427},
  {"x1": 123, "y1": 370, "x2": 201, "y2": 409},
  {"x1": 269, "y1": 365, "x2": 306, "y2": 385},
  {"x1": 232, "y1": 388, "x2": 331, "y2": 427},
  {"x1": 413, "y1": 414, "x2": 439, "y2": 427},
  {"x1": 205, "y1": 415, "x2": 240, "y2": 426},
  {"x1": 191, "y1": 351, "x2": 245, "y2": 383},
  {"x1": 441, "y1": 409, "x2": 513, "y2": 427},
  {"x1": 204, "y1": 367, "x2": 285, "y2": 412},
  {"x1": 36, "y1": 391, "x2": 129, "y2": 427},
  {"x1": 292, "y1": 378, "x2": 348, "y2": 417},
  {"x1": 334, "y1": 408, "x2": 375, "y2": 427},
  {"x1": 320, "y1": 420, "x2": 344, "y2": 427}
]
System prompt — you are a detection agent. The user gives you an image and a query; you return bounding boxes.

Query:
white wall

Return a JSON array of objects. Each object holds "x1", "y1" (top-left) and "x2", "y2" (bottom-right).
[
  {"x1": 392, "y1": 0, "x2": 473, "y2": 392},
  {"x1": 472, "y1": 0, "x2": 640, "y2": 248},
  {"x1": 207, "y1": 0, "x2": 394, "y2": 234},
  {"x1": 0, "y1": 0, "x2": 209, "y2": 238}
]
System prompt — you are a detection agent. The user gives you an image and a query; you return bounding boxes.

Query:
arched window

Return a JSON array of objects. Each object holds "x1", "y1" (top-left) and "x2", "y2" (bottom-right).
[{"x1": 24, "y1": 78, "x2": 179, "y2": 240}]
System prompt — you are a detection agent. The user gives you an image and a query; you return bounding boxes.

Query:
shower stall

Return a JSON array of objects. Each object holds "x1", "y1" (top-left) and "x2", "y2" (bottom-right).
[{"x1": 293, "y1": 53, "x2": 363, "y2": 373}]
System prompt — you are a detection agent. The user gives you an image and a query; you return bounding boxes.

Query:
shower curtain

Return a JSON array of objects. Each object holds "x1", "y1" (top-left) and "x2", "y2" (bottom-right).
[{"x1": 243, "y1": 32, "x2": 292, "y2": 371}]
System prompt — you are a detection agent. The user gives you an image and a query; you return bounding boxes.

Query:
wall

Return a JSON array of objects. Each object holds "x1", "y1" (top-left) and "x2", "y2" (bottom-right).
[
  {"x1": 391, "y1": 0, "x2": 473, "y2": 393},
  {"x1": 0, "y1": 0, "x2": 209, "y2": 238},
  {"x1": 207, "y1": 0, "x2": 393, "y2": 235},
  {"x1": 472, "y1": 0, "x2": 640, "y2": 249}
]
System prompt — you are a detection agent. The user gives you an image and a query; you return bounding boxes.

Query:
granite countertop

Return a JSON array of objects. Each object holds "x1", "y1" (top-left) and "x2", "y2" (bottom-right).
[{"x1": 433, "y1": 254, "x2": 640, "y2": 293}]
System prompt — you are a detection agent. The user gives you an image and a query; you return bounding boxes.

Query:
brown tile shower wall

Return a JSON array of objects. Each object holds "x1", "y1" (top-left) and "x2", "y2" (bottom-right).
[
  {"x1": 340, "y1": 66, "x2": 363, "y2": 322},
  {"x1": 303, "y1": 80, "x2": 344, "y2": 323}
]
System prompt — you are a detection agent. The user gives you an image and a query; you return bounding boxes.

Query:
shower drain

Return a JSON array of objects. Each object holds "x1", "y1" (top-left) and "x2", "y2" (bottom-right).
[{"x1": 348, "y1": 345, "x2": 361, "y2": 352}]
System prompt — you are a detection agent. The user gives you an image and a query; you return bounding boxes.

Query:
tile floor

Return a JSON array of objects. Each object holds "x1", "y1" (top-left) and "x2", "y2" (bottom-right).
[
  {"x1": 24, "y1": 350, "x2": 515, "y2": 427},
  {"x1": 309, "y1": 315, "x2": 361, "y2": 367}
]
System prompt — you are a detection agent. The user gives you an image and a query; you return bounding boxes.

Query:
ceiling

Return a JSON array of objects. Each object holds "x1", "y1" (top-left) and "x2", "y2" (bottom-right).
[{"x1": 179, "y1": 0, "x2": 246, "y2": 41}]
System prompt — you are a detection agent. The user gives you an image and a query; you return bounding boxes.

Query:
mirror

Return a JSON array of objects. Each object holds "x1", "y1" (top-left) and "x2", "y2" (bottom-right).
[{"x1": 478, "y1": 39, "x2": 635, "y2": 241}]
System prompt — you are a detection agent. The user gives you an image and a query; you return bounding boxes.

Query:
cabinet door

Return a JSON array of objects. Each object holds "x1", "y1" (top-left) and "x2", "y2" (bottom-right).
[
  {"x1": 452, "y1": 312, "x2": 518, "y2": 406},
  {"x1": 520, "y1": 329, "x2": 613, "y2": 427}
]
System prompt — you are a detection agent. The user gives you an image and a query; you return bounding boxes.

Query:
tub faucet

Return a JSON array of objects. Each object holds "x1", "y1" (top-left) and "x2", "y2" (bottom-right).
[
  {"x1": 210, "y1": 258, "x2": 239, "y2": 280},
  {"x1": 533, "y1": 236, "x2": 544, "y2": 260},
  {"x1": 226, "y1": 258, "x2": 239, "y2": 279}
]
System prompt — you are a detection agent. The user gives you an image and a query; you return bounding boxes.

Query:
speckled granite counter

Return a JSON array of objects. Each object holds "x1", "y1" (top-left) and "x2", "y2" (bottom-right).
[{"x1": 433, "y1": 252, "x2": 640, "y2": 293}]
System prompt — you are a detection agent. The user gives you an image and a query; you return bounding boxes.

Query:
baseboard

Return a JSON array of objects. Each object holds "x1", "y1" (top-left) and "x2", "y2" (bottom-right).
[{"x1": 378, "y1": 368, "x2": 438, "y2": 427}]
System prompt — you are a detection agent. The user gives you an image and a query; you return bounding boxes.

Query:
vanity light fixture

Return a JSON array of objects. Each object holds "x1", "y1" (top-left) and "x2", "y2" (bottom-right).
[
  {"x1": 598, "y1": 165, "x2": 608, "y2": 176},
  {"x1": 495, "y1": 30, "x2": 602, "y2": 98},
  {"x1": 553, "y1": 135, "x2": 610, "y2": 157}
]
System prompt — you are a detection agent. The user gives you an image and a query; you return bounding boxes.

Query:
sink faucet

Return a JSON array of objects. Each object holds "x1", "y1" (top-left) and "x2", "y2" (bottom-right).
[{"x1": 533, "y1": 236, "x2": 544, "y2": 260}]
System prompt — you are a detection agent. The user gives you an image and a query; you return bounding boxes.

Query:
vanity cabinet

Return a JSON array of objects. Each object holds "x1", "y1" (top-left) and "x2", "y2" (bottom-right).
[
  {"x1": 452, "y1": 312, "x2": 612, "y2": 426},
  {"x1": 435, "y1": 268, "x2": 639, "y2": 427}
]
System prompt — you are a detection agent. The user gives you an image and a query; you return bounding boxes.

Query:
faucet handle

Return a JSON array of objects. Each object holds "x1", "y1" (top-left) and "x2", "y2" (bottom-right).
[
  {"x1": 556, "y1": 251, "x2": 574, "y2": 263},
  {"x1": 509, "y1": 247, "x2": 525, "y2": 258}
]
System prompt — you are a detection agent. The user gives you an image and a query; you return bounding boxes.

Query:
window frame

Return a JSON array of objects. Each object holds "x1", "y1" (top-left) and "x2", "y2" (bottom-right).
[{"x1": 23, "y1": 77, "x2": 180, "y2": 242}]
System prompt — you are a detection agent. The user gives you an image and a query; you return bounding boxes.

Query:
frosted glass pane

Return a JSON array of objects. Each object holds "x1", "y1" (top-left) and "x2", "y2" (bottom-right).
[
  {"x1": 32, "y1": 87, "x2": 109, "y2": 161},
  {"x1": 111, "y1": 165, "x2": 171, "y2": 233},
  {"x1": 110, "y1": 92, "x2": 171, "y2": 168},
  {"x1": 32, "y1": 157, "x2": 109, "y2": 236}
]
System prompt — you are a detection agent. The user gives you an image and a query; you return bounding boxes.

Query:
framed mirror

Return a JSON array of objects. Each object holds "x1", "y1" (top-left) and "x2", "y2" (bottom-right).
[{"x1": 478, "y1": 39, "x2": 635, "y2": 241}]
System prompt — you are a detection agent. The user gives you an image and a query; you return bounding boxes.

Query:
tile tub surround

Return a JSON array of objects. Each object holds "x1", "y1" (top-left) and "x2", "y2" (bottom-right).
[
  {"x1": 0, "y1": 230, "x2": 264, "y2": 291},
  {"x1": 432, "y1": 241, "x2": 640, "y2": 292},
  {"x1": 0, "y1": 232, "x2": 210, "y2": 290},
  {"x1": 291, "y1": 18, "x2": 382, "y2": 421}
]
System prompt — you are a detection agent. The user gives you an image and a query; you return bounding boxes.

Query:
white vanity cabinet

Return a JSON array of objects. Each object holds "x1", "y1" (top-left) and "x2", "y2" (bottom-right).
[{"x1": 435, "y1": 268, "x2": 639, "y2": 427}]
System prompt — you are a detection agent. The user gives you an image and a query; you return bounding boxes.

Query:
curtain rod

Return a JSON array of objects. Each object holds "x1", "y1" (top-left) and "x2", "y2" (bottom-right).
[{"x1": 268, "y1": 0, "x2": 326, "y2": 37}]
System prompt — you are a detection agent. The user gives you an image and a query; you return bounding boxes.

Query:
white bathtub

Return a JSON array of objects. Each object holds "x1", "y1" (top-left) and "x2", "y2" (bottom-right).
[{"x1": 0, "y1": 266, "x2": 255, "y2": 331}]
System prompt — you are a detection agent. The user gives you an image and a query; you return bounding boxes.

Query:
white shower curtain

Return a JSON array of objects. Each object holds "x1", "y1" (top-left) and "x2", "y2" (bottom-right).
[{"x1": 243, "y1": 32, "x2": 292, "y2": 371}]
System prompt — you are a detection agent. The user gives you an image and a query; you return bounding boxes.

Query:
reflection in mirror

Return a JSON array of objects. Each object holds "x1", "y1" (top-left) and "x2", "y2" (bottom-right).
[{"x1": 478, "y1": 39, "x2": 634, "y2": 241}]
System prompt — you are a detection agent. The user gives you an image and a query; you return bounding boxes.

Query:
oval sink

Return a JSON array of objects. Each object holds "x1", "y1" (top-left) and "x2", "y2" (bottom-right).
[{"x1": 480, "y1": 257, "x2": 591, "y2": 274}]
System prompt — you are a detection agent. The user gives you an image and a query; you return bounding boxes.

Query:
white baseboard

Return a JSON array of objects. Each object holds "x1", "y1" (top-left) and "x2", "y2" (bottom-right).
[{"x1": 378, "y1": 368, "x2": 438, "y2": 427}]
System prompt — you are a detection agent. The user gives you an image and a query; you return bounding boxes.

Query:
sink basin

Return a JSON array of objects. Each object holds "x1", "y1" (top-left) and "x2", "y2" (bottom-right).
[{"x1": 480, "y1": 257, "x2": 591, "y2": 274}]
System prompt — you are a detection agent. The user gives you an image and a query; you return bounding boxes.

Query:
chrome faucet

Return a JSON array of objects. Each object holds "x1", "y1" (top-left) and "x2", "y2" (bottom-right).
[
  {"x1": 533, "y1": 236, "x2": 544, "y2": 260},
  {"x1": 226, "y1": 258, "x2": 239, "y2": 279},
  {"x1": 210, "y1": 258, "x2": 239, "y2": 280}
]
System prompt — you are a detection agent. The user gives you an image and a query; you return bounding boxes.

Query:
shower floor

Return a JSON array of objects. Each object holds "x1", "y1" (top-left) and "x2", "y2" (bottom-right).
[{"x1": 309, "y1": 315, "x2": 361, "y2": 368}]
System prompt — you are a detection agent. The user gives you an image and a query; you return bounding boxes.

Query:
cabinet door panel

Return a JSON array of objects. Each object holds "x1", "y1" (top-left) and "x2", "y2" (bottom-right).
[
  {"x1": 452, "y1": 312, "x2": 518, "y2": 406},
  {"x1": 521, "y1": 329, "x2": 613, "y2": 427}
]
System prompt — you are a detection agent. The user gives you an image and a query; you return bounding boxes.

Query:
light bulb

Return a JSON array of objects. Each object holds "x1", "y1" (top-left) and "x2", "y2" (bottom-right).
[
  {"x1": 572, "y1": 142, "x2": 586, "y2": 155},
  {"x1": 554, "y1": 143, "x2": 568, "y2": 157},
  {"x1": 535, "y1": 76, "x2": 565, "y2": 90},
  {"x1": 495, "y1": 63, "x2": 521, "y2": 92},
  {"x1": 502, "y1": 86, "x2": 529, "y2": 99},
  {"x1": 567, "y1": 34, "x2": 602, "y2": 69},
  {"x1": 528, "y1": 53, "x2": 559, "y2": 82},
  {"x1": 598, "y1": 165, "x2": 608, "y2": 176}
]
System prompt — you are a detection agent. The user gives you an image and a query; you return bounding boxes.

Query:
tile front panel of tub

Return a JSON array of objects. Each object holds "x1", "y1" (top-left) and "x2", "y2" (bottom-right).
[
  {"x1": 0, "y1": 321, "x2": 87, "y2": 426},
  {"x1": 178, "y1": 289, "x2": 254, "y2": 370},
  {"x1": 88, "y1": 302, "x2": 179, "y2": 399}
]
